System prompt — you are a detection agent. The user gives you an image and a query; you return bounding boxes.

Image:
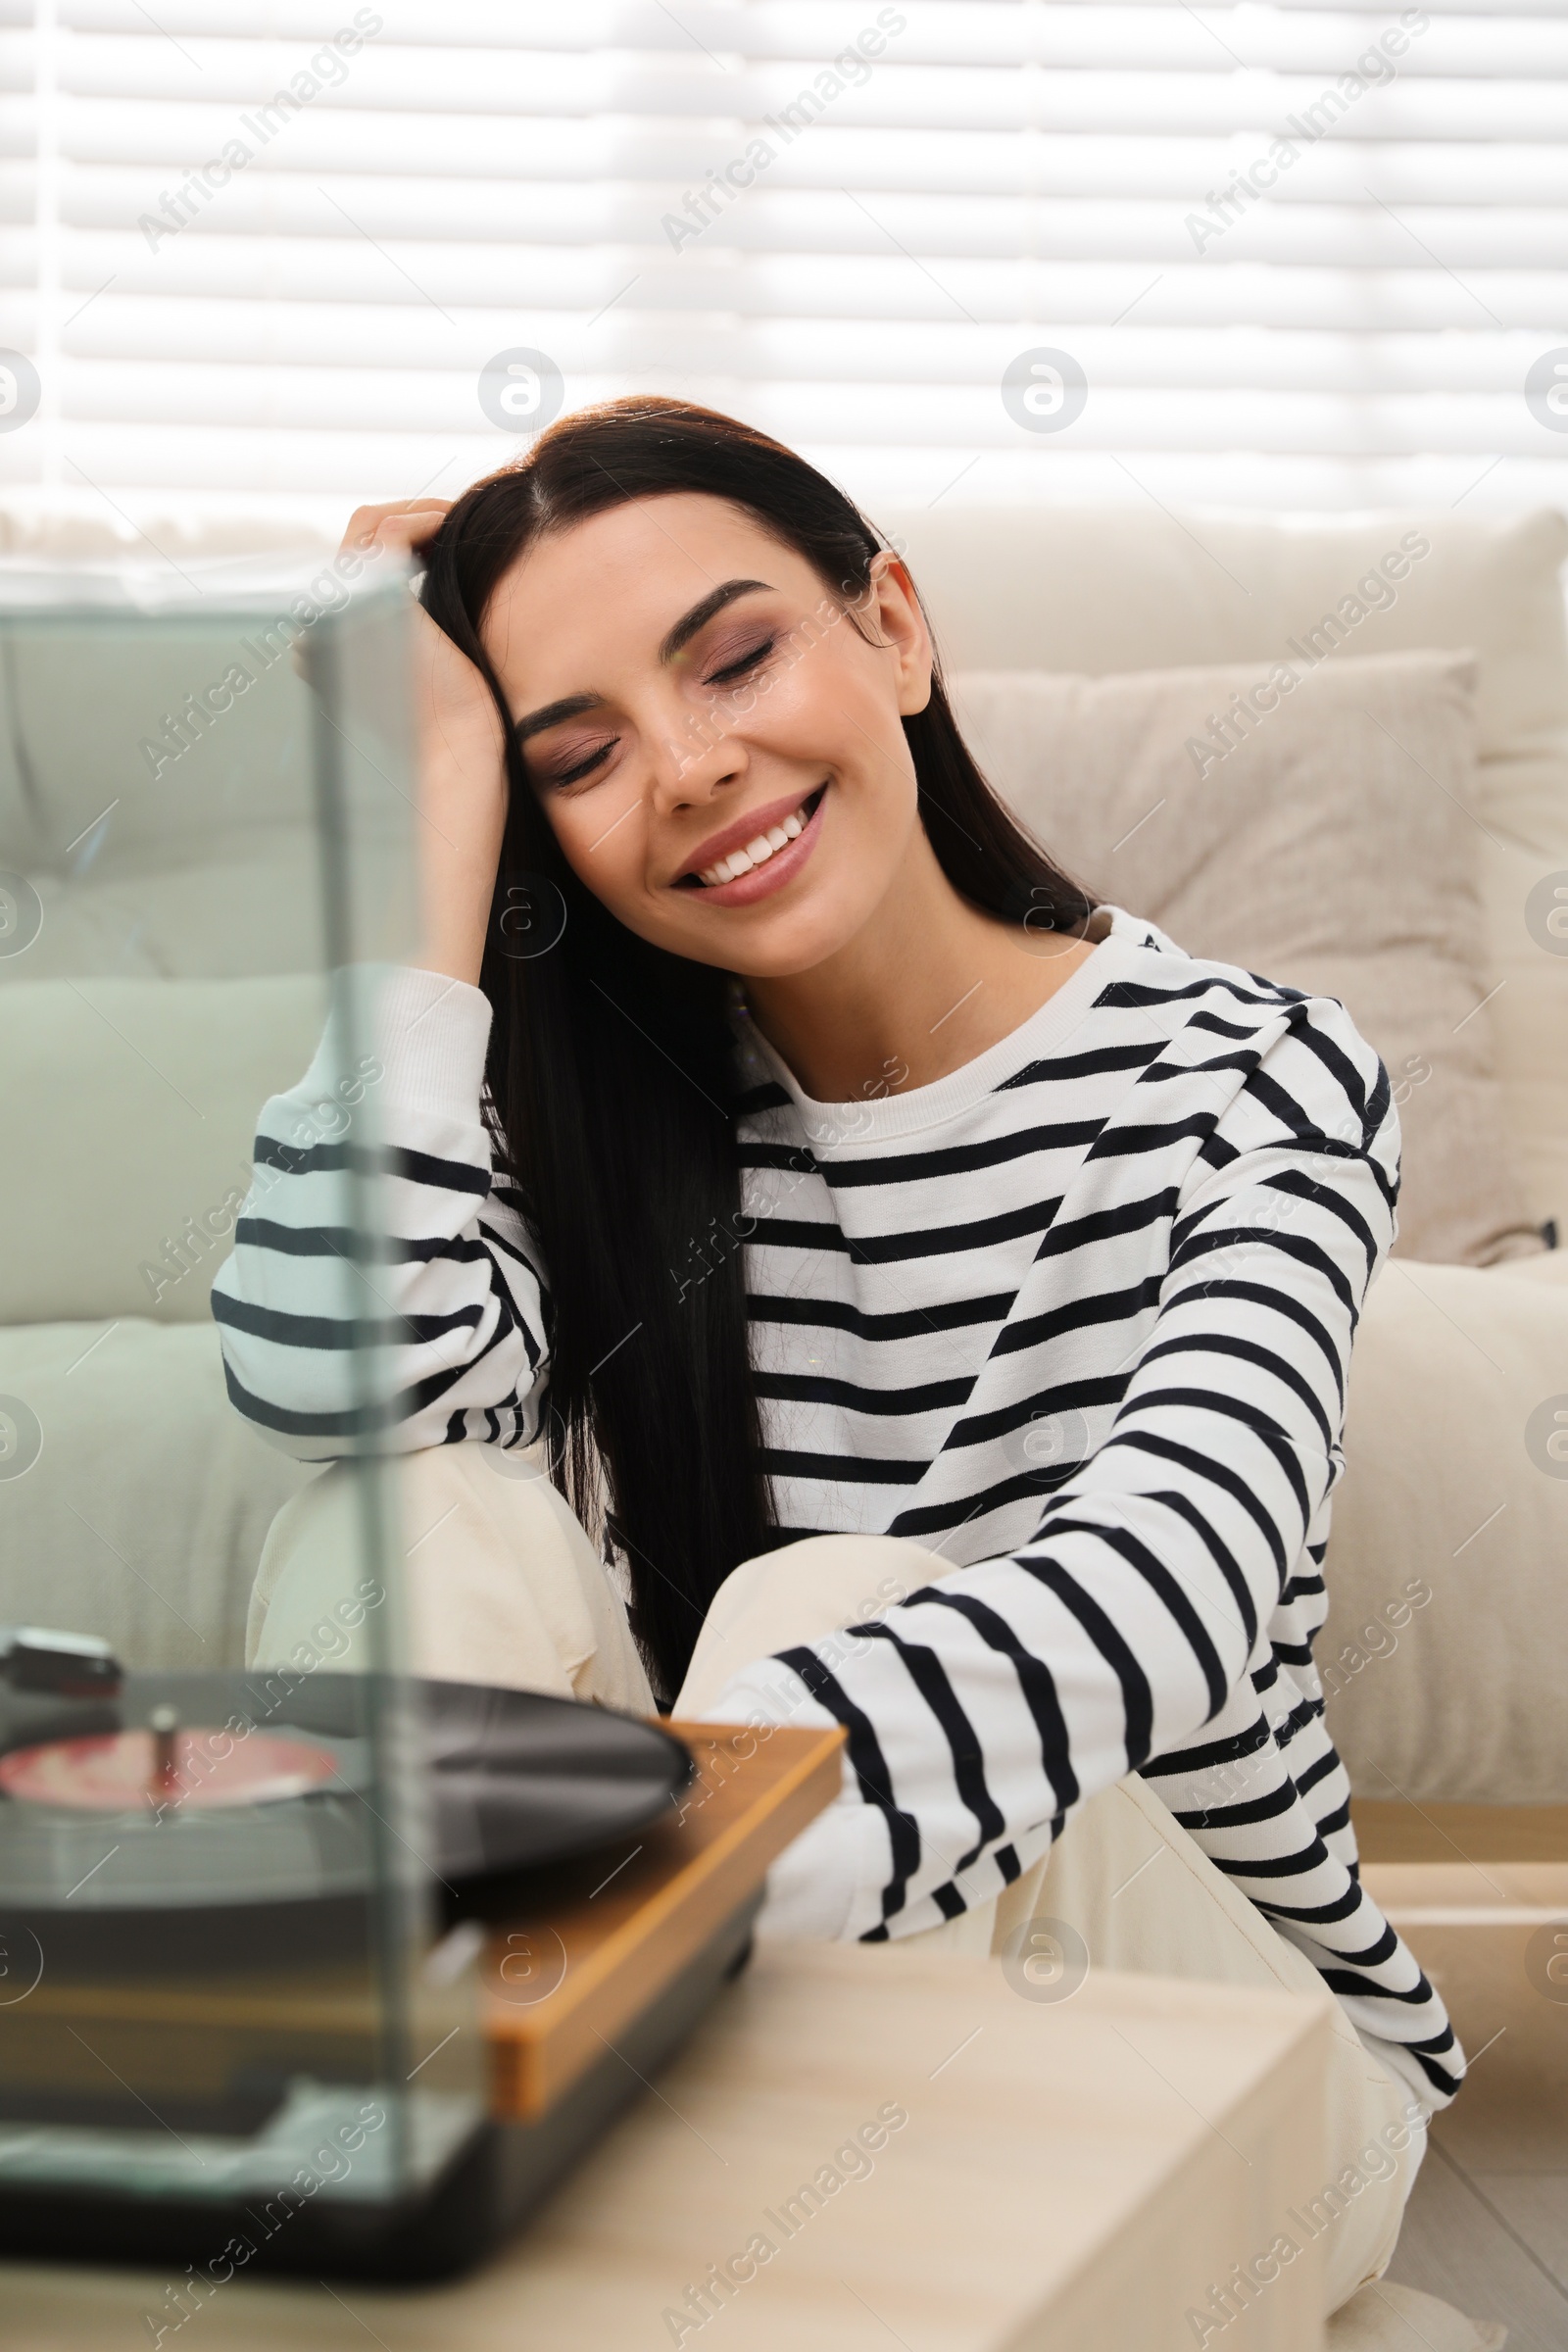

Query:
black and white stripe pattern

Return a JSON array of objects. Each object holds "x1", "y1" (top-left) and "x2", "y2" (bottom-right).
[{"x1": 213, "y1": 906, "x2": 1461, "y2": 2108}]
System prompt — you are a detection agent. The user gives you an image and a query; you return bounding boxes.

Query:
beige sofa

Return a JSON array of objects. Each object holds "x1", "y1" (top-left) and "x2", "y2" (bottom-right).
[
  {"x1": 881, "y1": 502, "x2": 1568, "y2": 1821},
  {"x1": 0, "y1": 495, "x2": 1563, "y2": 1832}
]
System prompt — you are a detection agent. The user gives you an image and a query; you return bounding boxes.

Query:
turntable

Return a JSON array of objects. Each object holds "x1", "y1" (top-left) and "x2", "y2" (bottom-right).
[
  {"x1": 0, "y1": 1634, "x2": 844, "y2": 2279},
  {"x1": 0, "y1": 564, "x2": 844, "y2": 2285}
]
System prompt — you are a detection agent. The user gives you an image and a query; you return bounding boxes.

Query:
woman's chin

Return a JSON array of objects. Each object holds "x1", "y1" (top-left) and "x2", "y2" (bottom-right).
[{"x1": 643, "y1": 859, "x2": 874, "y2": 978}]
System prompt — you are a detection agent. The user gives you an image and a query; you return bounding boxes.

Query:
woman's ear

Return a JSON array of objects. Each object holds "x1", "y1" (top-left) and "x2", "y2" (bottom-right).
[{"x1": 866, "y1": 552, "x2": 933, "y2": 716}]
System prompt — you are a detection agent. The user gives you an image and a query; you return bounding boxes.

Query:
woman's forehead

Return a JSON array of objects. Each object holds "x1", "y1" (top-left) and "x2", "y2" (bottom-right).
[{"x1": 481, "y1": 496, "x2": 807, "y2": 676}]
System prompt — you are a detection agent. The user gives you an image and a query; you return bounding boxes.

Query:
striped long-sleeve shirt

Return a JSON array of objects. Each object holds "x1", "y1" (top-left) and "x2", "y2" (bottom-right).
[{"x1": 213, "y1": 905, "x2": 1461, "y2": 2108}]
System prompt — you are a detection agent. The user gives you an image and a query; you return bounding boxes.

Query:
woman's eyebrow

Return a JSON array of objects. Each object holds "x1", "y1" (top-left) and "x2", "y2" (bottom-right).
[
  {"x1": 512, "y1": 579, "x2": 774, "y2": 740},
  {"x1": 513, "y1": 690, "x2": 603, "y2": 744},
  {"x1": 659, "y1": 577, "x2": 772, "y2": 663}
]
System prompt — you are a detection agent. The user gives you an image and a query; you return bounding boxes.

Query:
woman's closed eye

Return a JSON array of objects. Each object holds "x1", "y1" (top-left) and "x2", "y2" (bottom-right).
[
  {"x1": 704, "y1": 634, "x2": 777, "y2": 687},
  {"x1": 546, "y1": 735, "x2": 620, "y2": 788}
]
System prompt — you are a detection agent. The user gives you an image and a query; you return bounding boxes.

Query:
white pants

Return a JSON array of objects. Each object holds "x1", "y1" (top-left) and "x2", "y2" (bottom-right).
[{"x1": 251, "y1": 1446, "x2": 1428, "y2": 2319}]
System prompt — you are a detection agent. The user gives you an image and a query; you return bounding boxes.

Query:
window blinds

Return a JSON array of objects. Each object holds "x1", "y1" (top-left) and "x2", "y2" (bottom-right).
[{"x1": 1, "y1": 0, "x2": 1563, "y2": 523}]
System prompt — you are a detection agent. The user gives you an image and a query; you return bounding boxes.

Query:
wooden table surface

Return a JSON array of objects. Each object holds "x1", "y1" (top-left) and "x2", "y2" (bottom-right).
[{"x1": 5, "y1": 1943, "x2": 1331, "y2": 2352}]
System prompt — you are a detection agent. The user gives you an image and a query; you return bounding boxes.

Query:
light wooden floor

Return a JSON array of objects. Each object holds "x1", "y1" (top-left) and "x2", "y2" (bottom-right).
[{"x1": 1363, "y1": 1861, "x2": 1568, "y2": 2348}]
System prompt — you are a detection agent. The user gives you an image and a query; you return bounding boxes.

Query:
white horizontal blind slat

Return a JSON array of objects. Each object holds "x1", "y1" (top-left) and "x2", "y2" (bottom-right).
[{"x1": 0, "y1": 1, "x2": 1562, "y2": 520}]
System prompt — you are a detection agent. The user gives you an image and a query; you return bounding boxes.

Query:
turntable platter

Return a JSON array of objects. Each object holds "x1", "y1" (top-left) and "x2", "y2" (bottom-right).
[{"x1": 0, "y1": 1672, "x2": 692, "y2": 1971}]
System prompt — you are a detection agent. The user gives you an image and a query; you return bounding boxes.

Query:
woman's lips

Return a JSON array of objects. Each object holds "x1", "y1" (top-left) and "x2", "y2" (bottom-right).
[{"x1": 681, "y1": 788, "x2": 827, "y2": 908}]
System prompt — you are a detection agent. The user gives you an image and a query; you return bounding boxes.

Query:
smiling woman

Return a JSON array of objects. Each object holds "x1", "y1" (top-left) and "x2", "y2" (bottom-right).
[
  {"x1": 213, "y1": 400, "x2": 1462, "y2": 2322},
  {"x1": 368, "y1": 400, "x2": 1097, "y2": 1692}
]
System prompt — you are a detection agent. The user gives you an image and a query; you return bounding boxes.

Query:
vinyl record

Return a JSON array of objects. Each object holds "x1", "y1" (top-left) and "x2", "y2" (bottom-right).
[{"x1": 0, "y1": 1671, "x2": 692, "y2": 1973}]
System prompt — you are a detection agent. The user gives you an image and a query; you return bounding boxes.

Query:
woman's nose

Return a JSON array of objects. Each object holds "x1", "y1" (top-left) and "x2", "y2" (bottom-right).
[{"x1": 648, "y1": 716, "x2": 748, "y2": 814}]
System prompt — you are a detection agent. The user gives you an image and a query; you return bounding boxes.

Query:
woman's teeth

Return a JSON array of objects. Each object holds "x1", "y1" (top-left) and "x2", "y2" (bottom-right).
[{"x1": 698, "y1": 806, "x2": 807, "y2": 888}]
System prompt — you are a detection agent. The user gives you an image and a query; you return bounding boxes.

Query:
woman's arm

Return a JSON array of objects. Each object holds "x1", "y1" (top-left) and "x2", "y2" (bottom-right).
[
  {"x1": 214, "y1": 501, "x2": 547, "y2": 1454},
  {"x1": 212, "y1": 970, "x2": 553, "y2": 1456},
  {"x1": 340, "y1": 497, "x2": 510, "y2": 991},
  {"x1": 702, "y1": 1000, "x2": 1399, "y2": 1940}
]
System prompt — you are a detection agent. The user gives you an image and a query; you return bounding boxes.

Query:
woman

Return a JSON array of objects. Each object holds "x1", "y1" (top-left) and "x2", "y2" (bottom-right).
[{"x1": 216, "y1": 397, "x2": 1459, "y2": 2313}]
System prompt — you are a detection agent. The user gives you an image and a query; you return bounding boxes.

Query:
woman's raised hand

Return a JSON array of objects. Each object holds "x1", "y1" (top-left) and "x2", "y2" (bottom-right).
[
  {"x1": 340, "y1": 499, "x2": 509, "y2": 990},
  {"x1": 340, "y1": 496, "x2": 454, "y2": 564}
]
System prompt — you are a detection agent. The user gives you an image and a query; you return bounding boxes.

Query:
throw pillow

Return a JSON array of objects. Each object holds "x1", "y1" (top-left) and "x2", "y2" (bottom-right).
[{"x1": 953, "y1": 648, "x2": 1542, "y2": 1265}]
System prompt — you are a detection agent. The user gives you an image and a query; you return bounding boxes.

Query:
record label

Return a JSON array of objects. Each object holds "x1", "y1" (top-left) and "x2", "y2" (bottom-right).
[{"x1": 0, "y1": 1726, "x2": 339, "y2": 1812}]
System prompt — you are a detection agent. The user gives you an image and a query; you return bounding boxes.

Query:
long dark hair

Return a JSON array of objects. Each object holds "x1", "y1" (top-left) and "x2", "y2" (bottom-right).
[{"x1": 419, "y1": 397, "x2": 1091, "y2": 1700}]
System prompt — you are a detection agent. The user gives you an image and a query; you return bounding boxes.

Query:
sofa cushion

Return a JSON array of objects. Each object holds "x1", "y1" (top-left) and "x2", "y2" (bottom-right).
[
  {"x1": 885, "y1": 503, "x2": 1568, "y2": 1244},
  {"x1": 1322, "y1": 1253, "x2": 1568, "y2": 1804},
  {"x1": 0, "y1": 973, "x2": 327, "y2": 1323},
  {"x1": 953, "y1": 649, "x2": 1539, "y2": 1266},
  {"x1": 0, "y1": 1318, "x2": 314, "y2": 1673}
]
